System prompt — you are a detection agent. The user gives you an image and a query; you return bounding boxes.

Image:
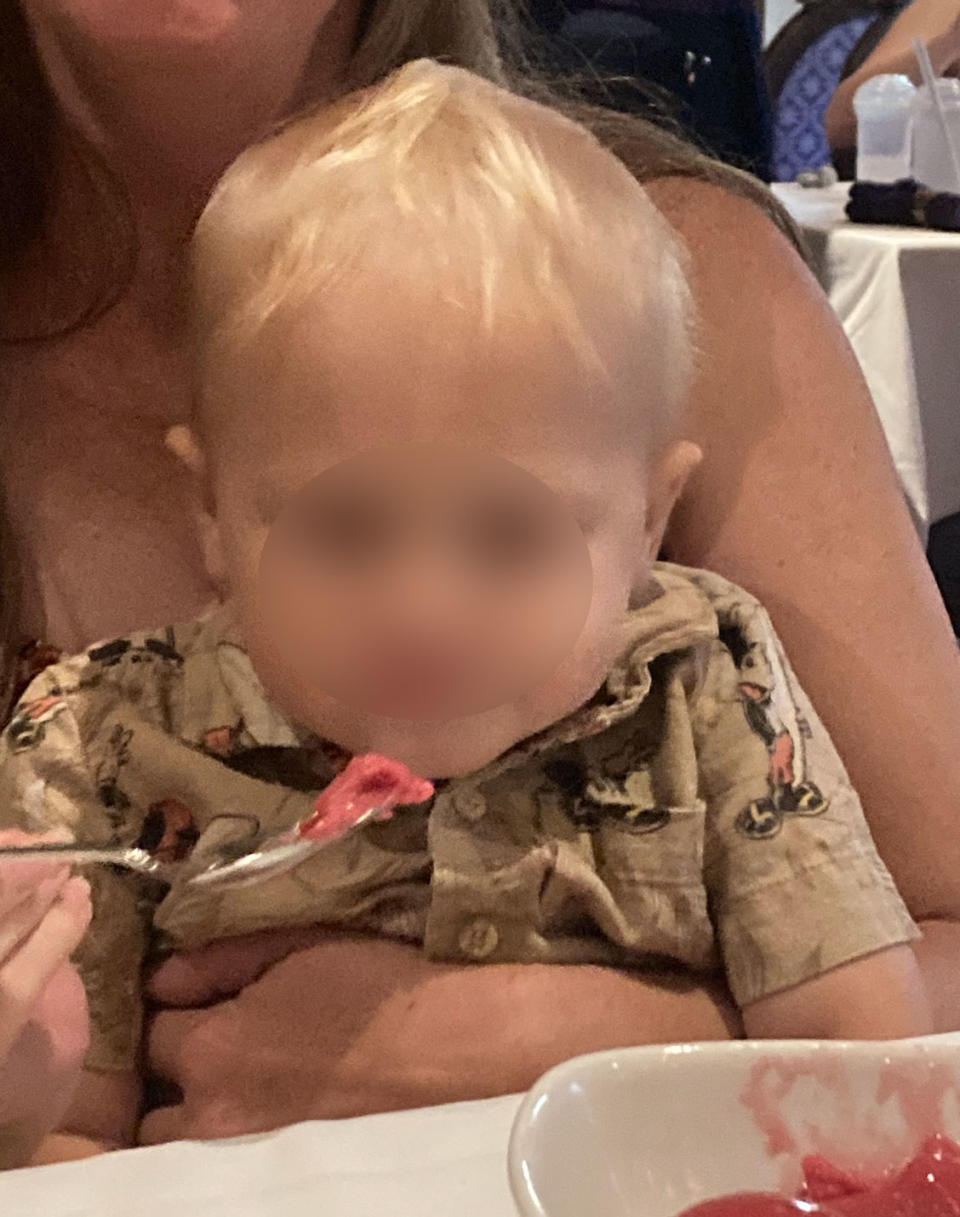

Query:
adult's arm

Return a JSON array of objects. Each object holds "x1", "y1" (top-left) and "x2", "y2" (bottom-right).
[
  {"x1": 824, "y1": 0, "x2": 960, "y2": 148},
  {"x1": 139, "y1": 930, "x2": 739, "y2": 1145},
  {"x1": 648, "y1": 175, "x2": 960, "y2": 1026}
]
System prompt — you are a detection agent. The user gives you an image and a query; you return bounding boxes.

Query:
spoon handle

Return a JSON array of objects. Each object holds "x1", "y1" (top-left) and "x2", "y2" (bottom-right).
[
  {"x1": 0, "y1": 842, "x2": 166, "y2": 875},
  {"x1": 0, "y1": 799, "x2": 390, "y2": 892}
]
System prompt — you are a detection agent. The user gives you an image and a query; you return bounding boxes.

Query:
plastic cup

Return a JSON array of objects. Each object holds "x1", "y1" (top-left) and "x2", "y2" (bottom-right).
[
  {"x1": 853, "y1": 74, "x2": 917, "y2": 183},
  {"x1": 912, "y1": 78, "x2": 960, "y2": 193}
]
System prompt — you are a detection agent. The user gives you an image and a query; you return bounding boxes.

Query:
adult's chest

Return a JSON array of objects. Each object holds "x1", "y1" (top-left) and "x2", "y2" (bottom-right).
[{"x1": 0, "y1": 317, "x2": 215, "y2": 650}]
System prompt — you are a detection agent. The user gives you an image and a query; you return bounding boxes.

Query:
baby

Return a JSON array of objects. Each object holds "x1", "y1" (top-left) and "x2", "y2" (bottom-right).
[{"x1": 0, "y1": 59, "x2": 928, "y2": 1154}]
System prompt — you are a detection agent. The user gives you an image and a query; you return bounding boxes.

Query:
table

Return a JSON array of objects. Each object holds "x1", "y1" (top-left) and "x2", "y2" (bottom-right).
[
  {"x1": 6, "y1": 1037, "x2": 960, "y2": 1214},
  {"x1": 772, "y1": 181, "x2": 960, "y2": 538},
  {"x1": 0, "y1": 1094, "x2": 524, "y2": 1217}
]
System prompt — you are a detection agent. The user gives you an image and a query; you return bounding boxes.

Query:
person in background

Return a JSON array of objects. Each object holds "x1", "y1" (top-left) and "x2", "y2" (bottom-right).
[
  {"x1": 1, "y1": 0, "x2": 959, "y2": 1154},
  {"x1": 825, "y1": 0, "x2": 960, "y2": 150}
]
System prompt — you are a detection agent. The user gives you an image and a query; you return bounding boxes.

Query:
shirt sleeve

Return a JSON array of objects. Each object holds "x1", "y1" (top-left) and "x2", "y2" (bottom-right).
[
  {"x1": 692, "y1": 597, "x2": 919, "y2": 1008},
  {"x1": 0, "y1": 669, "x2": 150, "y2": 1073}
]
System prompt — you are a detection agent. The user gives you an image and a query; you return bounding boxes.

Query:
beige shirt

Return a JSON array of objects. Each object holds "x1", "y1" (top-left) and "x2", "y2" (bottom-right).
[{"x1": 0, "y1": 563, "x2": 917, "y2": 1072}]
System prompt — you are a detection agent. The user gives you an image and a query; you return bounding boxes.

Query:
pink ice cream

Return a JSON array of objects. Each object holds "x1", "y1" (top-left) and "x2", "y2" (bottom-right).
[
  {"x1": 296, "y1": 754, "x2": 434, "y2": 842},
  {"x1": 677, "y1": 1135, "x2": 960, "y2": 1216}
]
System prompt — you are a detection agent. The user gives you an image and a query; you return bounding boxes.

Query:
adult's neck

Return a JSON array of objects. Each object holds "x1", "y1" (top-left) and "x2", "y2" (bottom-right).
[{"x1": 24, "y1": 0, "x2": 363, "y2": 247}]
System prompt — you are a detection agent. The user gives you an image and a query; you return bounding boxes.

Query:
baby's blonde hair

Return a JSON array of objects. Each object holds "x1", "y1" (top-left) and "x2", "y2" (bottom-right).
[{"x1": 191, "y1": 59, "x2": 695, "y2": 444}]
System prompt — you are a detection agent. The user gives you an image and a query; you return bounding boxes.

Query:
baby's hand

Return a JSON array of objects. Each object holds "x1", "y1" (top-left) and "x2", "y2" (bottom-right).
[
  {"x1": 741, "y1": 944, "x2": 931, "y2": 1042},
  {"x1": 0, "y1": 829, "x2": 92, "y2": 1168}
]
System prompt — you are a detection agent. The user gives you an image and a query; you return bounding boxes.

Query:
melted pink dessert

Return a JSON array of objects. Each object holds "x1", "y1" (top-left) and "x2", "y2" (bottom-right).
[
  {"x1": 677, "y1": 1135, "x2": 960, "y2": 1216},
  {"x1": 296, "y1": 754, "x2": 434, "y2": 842}
]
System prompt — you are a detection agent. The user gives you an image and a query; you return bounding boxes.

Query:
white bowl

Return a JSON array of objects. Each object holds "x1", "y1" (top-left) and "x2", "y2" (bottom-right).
[{"x1": 508, "y1": 1035, "x2": 960, "y2": 1217}]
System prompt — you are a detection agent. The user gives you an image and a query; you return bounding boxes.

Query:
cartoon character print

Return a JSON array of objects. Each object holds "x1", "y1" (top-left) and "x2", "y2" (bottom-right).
[
  {"x1": 313, "y1": 737, "x2": 354, "y2": 777},
  {"x1": 6, "y1": 641, "x2": 63, "y2": 726},
  {"x1": 725, "y1": 629, "x2": 827, "y2": 839},
  {"x1": 87, "y1": 629, "x2": 184, "y2": 669},
  {"x1": 544, "y1": 719, "x2": 671, "y2": 836},
  {"x1": 5, "y1": 693, "x2": 68, "y2": 753},
  {"x1": 216, "y1": 744, "x2": 331, "y2": 792},
  {"x1": 94, "y1": 724, "x2": 134, "y2": 833},
  {"x1": 201, "y1": 724, "x2": 243, "y2": 759},
  {"x1": 136, "y1": 798, "x2": 201, "y2": 864},
  {"x1": 581, "y1": 772, "x2": 671, "y2": 834}
]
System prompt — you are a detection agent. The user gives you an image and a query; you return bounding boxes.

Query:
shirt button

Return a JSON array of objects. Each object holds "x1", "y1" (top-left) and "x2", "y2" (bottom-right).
[
  {"x1": 458, "y1": 918, "x2": 499, "y2": 960},
  {"x1": 452, "y1": 787, "x2": 487, "y2": 823}
]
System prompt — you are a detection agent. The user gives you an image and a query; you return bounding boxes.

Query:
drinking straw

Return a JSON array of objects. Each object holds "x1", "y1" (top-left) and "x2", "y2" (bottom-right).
[{"x1": 912, "y1": 36, "x2": 960, "y2": 193}]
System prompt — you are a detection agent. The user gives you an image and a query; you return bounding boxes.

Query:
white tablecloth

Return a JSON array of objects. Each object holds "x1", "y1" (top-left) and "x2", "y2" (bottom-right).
[
  {"x1": 772, "y1": 182, "x2": 960, "y2": 535},
  {"x1": 0, "y1": 1094, "x2": 525, "y2": 1217},
  {"x1": 7, "y1": 1036, "x2": 960, "y2": 1215}
]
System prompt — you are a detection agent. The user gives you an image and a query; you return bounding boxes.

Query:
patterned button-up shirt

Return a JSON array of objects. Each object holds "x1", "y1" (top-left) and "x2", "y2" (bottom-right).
[{"x1": 0, "y1": 563, "x2": 917, "y2": 1072}]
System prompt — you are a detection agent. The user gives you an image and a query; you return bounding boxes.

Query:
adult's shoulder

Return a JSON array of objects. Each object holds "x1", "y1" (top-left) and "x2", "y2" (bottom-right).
[
  {"x1": 644, "y1": 175, "x2": 817, "y2": 304},
  {"x1": 642, "y1": 174, "x2": 853, "y2": 454}
]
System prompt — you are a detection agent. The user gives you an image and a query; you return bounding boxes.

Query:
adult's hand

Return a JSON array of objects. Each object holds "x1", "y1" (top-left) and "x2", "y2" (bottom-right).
[
  {"x1": 139, "y1": 927, "x2": 738, "y2": 1145},
  {"x1": 0, "y1": 830, "x2": 92, "y2": 1168}
]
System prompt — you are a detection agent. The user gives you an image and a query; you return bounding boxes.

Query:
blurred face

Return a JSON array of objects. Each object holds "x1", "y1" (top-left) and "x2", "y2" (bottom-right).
[
  {"x1": 193, "y1": 275, "x2": 689, "y2": 778},
  {"x1": 22, "y1": 0, "x2": 349, "y2": 59},
  {"x1": 255, "y1": 446, "x2": 594, "y2": 724},
  {"x1": 21, "y1": 0, "x2": 364, "y2": 164}
]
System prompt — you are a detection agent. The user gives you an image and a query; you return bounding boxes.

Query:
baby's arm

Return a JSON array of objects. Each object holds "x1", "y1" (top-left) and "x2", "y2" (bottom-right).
[
  {"x1": 692, "y1": 582, "x2": 925, "y2": 1038},
  {"x1": 741, "y1": 944, "x2": 931, "y2": 1040}
]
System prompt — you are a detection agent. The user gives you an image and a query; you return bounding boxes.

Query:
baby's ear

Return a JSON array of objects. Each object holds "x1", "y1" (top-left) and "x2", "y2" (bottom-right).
[
  {"x1": 165, "y1": 424, "x2": 228, "y2": 590},
  {"x1": 641, "y1": 440, "x2": 702, "y2": 565}
]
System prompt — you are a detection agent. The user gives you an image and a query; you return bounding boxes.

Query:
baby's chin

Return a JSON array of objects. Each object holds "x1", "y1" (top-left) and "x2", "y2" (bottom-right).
[
  {"x1": 249, "y1": 638, "x2": 615, "y2": 780},
  {"x1": 287, "y1": 684, "x2": 597, "y2": 779},
  {"x1": 314, "y1": 704, "x2": 556, "y2": 779}
]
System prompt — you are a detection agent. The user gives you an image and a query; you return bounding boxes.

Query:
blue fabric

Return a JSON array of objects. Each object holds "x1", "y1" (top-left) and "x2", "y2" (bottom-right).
[{"x1": 772, "y1": 14, "x2": 877, "y2": 180}]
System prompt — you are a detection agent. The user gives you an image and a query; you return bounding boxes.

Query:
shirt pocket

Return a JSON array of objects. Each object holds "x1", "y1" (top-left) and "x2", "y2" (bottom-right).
[{"x1": 592, "y1": 800, "x2": 715, "y2": 967}]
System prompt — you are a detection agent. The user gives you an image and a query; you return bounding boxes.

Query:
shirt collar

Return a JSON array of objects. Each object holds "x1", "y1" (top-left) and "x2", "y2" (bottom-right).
[{"x1": 200, "y1": 562, "x2": 717, "y2": 760}]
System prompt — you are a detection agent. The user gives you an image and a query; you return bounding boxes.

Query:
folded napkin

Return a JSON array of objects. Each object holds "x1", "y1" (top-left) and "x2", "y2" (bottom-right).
[{"x1": 846, "y1": 179, "x2": 960, "y2": 231}]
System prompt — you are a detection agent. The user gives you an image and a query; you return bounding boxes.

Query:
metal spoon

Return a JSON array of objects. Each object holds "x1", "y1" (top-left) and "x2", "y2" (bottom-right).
[{"x1": 0, "y1": 802, "x2": 387, "y2": 893}]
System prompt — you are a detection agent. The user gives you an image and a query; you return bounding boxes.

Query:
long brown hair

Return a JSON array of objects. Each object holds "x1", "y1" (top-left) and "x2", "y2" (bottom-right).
[
  {"x1": 0, "y1": 0, "x2": 797, "y2": 343},
  {"x1": 0, "y1": 0, "x2": 799, "y2": 708},
  {"x1": 0, "y1": 0, "x2": 139, "y2": 340},
  {"x1": 0, "y1": 1, "x2": 55, "y2": 281}
]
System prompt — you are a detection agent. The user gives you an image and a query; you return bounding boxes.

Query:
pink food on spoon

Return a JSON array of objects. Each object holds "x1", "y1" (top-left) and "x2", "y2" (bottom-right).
[{"x1": 296, "y1": 754, "x2": 434, "y2": 842}]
